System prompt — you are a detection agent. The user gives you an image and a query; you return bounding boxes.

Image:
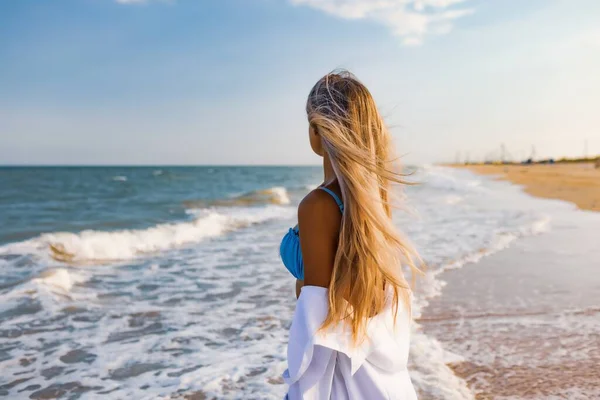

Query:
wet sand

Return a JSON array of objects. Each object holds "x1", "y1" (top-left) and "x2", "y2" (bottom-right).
[
  {"x1": 421, "y1": 171, "x2": 600, "y2": 399},
  {"x1": 455, "y1": 163, "x2": 600, "y2": 212}
]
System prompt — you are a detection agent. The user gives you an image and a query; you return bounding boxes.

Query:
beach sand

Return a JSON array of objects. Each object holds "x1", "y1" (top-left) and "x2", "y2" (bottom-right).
[
  {"x1": 455, "y1": 162, "x2": 600, "y2": 212},
  {"x1": 420, "y1": 165, "x2": 600, "y2": 399}
]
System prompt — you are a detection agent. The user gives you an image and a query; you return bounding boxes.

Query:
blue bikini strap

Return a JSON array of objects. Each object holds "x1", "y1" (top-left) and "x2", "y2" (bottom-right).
[{"x1": 318, "y1": 187, "x2": 344, "y2": 213}]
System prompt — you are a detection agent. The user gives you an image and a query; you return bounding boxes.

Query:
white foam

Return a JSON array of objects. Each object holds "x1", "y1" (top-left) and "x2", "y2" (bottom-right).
[
  {"x1": 112, "y1": 175, "x2": 128, "y2": 182},
  {"x1": 444, "y1": 194, "x2": 463, "y2": 205},
  {"x1": 420, "y1": 165, "x2": 485, "y2": 193},
  {"x1": 1, "y1": 206, "x2": 293, "y2": 263},
  {"x1": 445, "y1": 216, "x2": 550, "y2": 272},
  {"x1": 33, "y1": 268, "x2": 85, "y2": 293},
  {"x1": 409, "y1": 327, "x2": 475, "y2": 400}
]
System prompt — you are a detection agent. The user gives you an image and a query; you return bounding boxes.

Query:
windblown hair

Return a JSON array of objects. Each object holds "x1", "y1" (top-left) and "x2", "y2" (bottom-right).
[{"x1": 307, "y1": 70, "x2": 421, "y2": 343}]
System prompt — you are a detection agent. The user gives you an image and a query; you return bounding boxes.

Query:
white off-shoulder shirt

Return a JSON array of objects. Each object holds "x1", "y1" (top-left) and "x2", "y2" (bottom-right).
[{"x1": 283, "y1": 286, "x2": 417, "y2": 400}]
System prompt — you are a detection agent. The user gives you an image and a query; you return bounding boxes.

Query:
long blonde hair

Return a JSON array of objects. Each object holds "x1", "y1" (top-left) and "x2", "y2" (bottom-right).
[{"x1": 307, "y1": 70, "x2": 420, "y2": 343}]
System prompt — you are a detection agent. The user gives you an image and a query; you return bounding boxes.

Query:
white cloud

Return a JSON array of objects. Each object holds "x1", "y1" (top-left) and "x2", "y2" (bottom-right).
[{"x1": 290, "y1": 0, "x2": 473, "y2": 45}]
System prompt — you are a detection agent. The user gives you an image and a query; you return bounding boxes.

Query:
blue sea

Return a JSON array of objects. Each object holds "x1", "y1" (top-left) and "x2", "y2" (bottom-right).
[{"x1": 0, "y1": 166, "x2": 555, "y2": 399}]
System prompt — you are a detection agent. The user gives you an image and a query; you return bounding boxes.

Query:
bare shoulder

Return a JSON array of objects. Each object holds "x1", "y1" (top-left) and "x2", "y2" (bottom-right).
[{"x1": 298, "y1": 188, "x2": 342, "y2": 229}]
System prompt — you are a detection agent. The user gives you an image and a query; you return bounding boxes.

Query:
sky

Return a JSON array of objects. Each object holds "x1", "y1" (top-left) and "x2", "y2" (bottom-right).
[{"x1": 1, "y1": 0, "x2": 599, "y2": 165}]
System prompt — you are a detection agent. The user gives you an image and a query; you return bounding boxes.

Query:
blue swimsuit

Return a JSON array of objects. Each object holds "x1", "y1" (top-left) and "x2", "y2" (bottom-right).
[{"x1": 279, "y1": 187, "x2": 344, "y2": 280}]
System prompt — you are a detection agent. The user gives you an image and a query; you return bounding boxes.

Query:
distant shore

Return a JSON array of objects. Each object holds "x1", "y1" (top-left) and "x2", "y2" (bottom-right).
[{"x1": 449, "y1": 162, "x2": 600, "y2": 212}]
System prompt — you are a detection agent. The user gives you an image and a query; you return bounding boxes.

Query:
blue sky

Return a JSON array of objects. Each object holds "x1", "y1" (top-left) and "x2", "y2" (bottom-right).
[{"x1": 1, "y1": 0, "x2": 599, "y2": 165}]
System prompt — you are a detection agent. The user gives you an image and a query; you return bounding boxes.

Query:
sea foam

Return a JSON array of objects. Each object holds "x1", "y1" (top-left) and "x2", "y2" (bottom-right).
[
  {"x1": 0, "y1": 205, "x2": 293, "y2": 263},
  {"x1": 33, "y1": 268, "x2": 85, "y2": 293}
]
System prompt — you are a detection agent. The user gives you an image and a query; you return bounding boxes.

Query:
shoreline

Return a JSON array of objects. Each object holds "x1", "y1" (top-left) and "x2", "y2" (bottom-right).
[
  {"x1": 419, "y1": 166, "x2": 600, "y2": 398},
  {"x1": 421, "y1": 205, "x2": 600, "y2": 399},
  {"x1": 449, "y1": 162, "x2": 600, "y2": 212}
]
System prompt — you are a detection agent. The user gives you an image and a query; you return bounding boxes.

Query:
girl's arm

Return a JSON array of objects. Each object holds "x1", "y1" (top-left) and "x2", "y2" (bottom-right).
[
  {"x1": 297, "y1": 189, "x2": 342, "y2": 289},
  {"x1": 295, "y1": 280, "x2": 303, "y2": 298}
]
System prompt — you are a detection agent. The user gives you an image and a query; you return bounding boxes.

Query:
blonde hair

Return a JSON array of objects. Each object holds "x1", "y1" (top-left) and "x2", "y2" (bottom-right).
[{"x1": 307, "y1": 70, "x2": 421, "y2": 343}]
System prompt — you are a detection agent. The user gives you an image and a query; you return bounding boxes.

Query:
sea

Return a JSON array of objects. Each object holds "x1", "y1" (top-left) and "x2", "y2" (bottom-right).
[{"x1": 0, "y1": 166, "x2": 558, "y2": 399}]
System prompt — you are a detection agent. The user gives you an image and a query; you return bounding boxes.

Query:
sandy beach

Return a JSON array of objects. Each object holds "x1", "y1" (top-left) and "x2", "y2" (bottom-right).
[
  {"x1": 422, "y1": 210, "x2": 600, "y2": 399},
  {"x1": 454, "y1": 162, "x2": 600, "y2": 212},
  {"x1": 419, "y1": 164, "x2": 600, "y2": 399}
]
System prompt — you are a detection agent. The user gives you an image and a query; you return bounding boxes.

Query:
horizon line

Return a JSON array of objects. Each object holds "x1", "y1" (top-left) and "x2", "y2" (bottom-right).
[{"x1": 0, "y1": 163, "x2": 325, "y2": 168}]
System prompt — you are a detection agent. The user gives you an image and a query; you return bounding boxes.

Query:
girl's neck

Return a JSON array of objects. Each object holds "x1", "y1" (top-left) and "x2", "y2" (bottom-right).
[{"x1": 323, "y1": 151, "x2": 336, "y2": 184}]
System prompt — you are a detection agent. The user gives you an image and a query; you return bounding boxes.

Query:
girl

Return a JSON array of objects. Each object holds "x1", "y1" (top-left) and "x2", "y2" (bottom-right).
[{"x1": 280, "y1": 70, "x2": 420, "y2": 399}]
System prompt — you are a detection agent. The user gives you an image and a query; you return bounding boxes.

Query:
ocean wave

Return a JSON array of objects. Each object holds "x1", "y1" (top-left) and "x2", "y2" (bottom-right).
[
  {"x1": 33, "y1": 268, "x2": 85, "y2": 293},
  {"x1": 409, "y1": 330, "x2": 474, "y2": 400},
  {"x1": 112, "y1": 176, "x2": 128, "y2": 182},
  {"x1": 407, "y1": 214, "x2": 551, "y2": 399},
  {"x1": 414, "y1": 215, "x2": 551, "y2": 316},
  {"x1": 421, "y1": 165, "x2": 485, "y2": 193},
  {"x1": 183, "y1": 186, "x2": 291, "y2": 208},
  {"x1": 444, "y1": 195, "x2": 463, "y2": 205},
  {"x1": 444, "y1": 215, "x2": 550, "y2": 270},
  {"x1": 0, "y1": 206, "x2": 293, "y2": 263}
]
